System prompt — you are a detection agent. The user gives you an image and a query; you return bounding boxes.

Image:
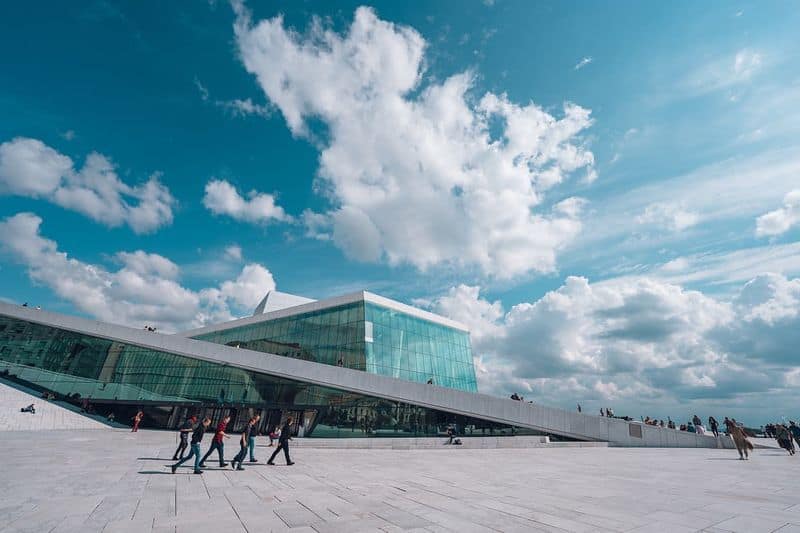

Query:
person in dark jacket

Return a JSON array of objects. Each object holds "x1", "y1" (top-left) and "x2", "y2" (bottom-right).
[
  {"x1": 775, "y1": 424, "x2": 795, "y2": 455},
  {"x1": 267, "y1": 416, "x2": 295, "y2": 466},
  {"x1": 708, "y1": 416, "x2": 719, "y2": 438},
  {"x1": 789, "y1": 421, "x2": 800, "y2": 449},
  {"x1": 248, "y1": 414, "x2": 261, "y2": 462},
  {"x1": 172, "y1": 416, "x2": 197, "y2": 460},
  {"x1": 171, "y1": 417, "x2": 211, "y2": 474},
  {"x1": 231, "y1": 421, "x2": 250, "y2": 471}
]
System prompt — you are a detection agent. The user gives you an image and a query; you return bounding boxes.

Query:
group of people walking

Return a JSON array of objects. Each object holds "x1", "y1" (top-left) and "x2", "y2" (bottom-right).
[
  {"x1": 170, "y1": 414, "x2": 295, "y2": 474},
  {"x1": 766, "y1": 421, "x2": 800, "y2": 456}
]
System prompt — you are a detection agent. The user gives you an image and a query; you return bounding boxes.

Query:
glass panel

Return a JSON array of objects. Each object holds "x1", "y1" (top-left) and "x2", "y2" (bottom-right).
[
  {"x1": 0, "y1": 314, "x2": 528, "y2": 436},
  {"x1": 189, "y1": 300, "x2": 477, "y2": 393}
]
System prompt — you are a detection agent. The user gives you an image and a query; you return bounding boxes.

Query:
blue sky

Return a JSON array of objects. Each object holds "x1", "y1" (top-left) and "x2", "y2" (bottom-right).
[{"x1": 1, "y1": 1, "x2": 799, "y2": 424}]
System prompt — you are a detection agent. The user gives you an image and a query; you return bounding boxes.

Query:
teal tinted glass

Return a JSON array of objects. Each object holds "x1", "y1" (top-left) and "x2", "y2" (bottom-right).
[
  {"x1": 0, "y1": 315, "x2": 521, "y2": 438},
  {"x1": 363, "y1": 303, "x2": 477, "y2": 392},
  {"x1": 192, "y1": 302, "x2": 367, "y2": 371},
  {"x1": 190, "y1": 299, "x2": 478, "y2": 393}
]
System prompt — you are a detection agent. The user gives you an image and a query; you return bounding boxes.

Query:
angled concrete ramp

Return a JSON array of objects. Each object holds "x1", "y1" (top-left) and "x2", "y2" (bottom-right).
[
  {"x1": 0, "y1": 381, "x2": 107, "y2": 431},
  {"x1": 0, "y1": 303, "x2": 733, "y2": 448}
]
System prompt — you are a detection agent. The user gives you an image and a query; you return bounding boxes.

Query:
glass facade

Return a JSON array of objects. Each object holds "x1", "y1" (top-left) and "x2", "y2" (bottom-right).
[
  {"x1": 192, "y1": 300, "x2": 478, "y2": 392},
  {"x1": 0, "y1": 315, "x2": 521, "y2": 437}
]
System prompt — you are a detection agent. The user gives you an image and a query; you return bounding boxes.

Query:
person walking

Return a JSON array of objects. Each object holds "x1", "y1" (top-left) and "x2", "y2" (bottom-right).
[
  {"x1": 789, "y1": 421, "x2": 800, "y2": 450},
  {"x1": 131, "y1": 410, "x2": 143, "y2": 432},
  {"x1": 171, "y1": 417, "x2": 211, "y2": 474},
  {"x1": 267, "y1": 416, "x2": 295, "y2": 466},
  {"x1": 172, "y1": 415, "x2": 197, "y2": 461},
  {"x1": 231, "y1": 423, "x2": 250, "y2": 471},
  {"x1": 268, "y1": 425, "x2": 280, "y2": 447},
  {"x1": 248, "y1": 415, "x2": 260, "y2": 462},
  {"x1": 199, "y1": 415, "x2": 231, "y2": 468},
  {"x1": 775, "y1": 424, "x2": 795, "y2": 455},
  {"x1": 708, "y1": 416, "x2": 719, "y2": 438}
]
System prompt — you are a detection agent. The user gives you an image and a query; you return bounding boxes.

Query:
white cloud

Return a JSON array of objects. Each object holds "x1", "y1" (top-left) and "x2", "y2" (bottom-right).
[
  {"x1": 301, "y1": 209, "x2": 332, "y2": 241},
  {"x1": 195, "y1": 76, "x2": 270, "y2": 118},
  {"x1": 430, "y1": 285, "x2": 505, "y2": 341},
  {"x1": 0, "y1": 137, "x2": 174, "y2": 233},
  {"x1": 756, "y1": 189, "x2": 800, "y2": 237},
  {"x1": 684, "y1": 48, "x2": 764, "y2": 96},
  {"x1": 232, "y1": 6, "x2": 595, "y2": 279},
  {"x1": 219, "y1": 263, "x2": 275, "y2": 310},
  {"x1": 0, "y1": 213, "x2": 275, "y2": 331},
  {"x1": 0, "y1": 212, "x2": 276, "y2": 331},
  {"x1": 217, "y1": 97, "x2": 271, "y2": 118},
  {"x1": 203, "y1": 178, "x2": 292, "y2": 224},
  {"x1": 733, "y1": 49, "x2": 762, "y2": 79},
  {"x1": 224, "y1": 244, "x2": 243, "y2": 261},
  {"x1": 636, "y1": 202, "x2": 699, "y2": 231},
  {"x1": 734, "y1": 273, "x2": 800, "y2": 325},
  {"x1": 430, "y1": 273, "x2": 800, "y2": 420},
  {"x1": 61, "y1": 130, "x2": 76, "y2": 141},
  {"x1": 623, "y1": 127, "x2": 638, "y2": 139},
  {"x1": 660, "y1": 257, "x2": 690, "y2": 273},
  {"x1": 116, "y1": 250, "x2": 180, "y2": 280},
  {"x1": 0, "y1": 137, "x2": 72, "y2": 196},
  {"x1": 194, "y1": 77, "x2": 210, "y2": 101},
  {"x1": 655, "y1": 242, "x2": 800, "y2": 286},
  {"x1": 571, "y1": 147, "x2": 800, "y2": 268},
  {"x1": 574, "y1": 57, "x2": 592, "y2": 70},
  {"x1": 331, "y1": 206, "x2": 382, "y2": 262}
]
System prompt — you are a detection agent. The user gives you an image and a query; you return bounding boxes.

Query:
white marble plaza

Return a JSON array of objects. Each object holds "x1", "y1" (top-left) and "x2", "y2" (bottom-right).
[{"x1": 0, "y1": 428, "x2": 798, "y2": 533}]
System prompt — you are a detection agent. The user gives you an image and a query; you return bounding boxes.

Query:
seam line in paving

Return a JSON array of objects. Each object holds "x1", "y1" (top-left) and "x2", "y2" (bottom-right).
[
  {"x1": 272, "y1": 507, "x2": 291, "y2": 528},
  {"x1": 296, "y1": 499, "x2": 326, "y2": 521},
  {"x1": 224, "y1": 492, "x2": 250, "y2": 533}
]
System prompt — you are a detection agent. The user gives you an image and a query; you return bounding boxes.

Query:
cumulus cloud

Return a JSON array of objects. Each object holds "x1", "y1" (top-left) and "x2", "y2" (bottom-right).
[
  {"x1": 430, "y1": 273, "x2": 800, "y2": 421},
  {"x1": 301, "y1": 209, "x2": 332, "y2": 241},
  {"x1": 0, "y1": 212, "x2": 276, "y2": 331},
  {"x1": 203, "y1": 178, "x2": 292, "y2": 224},
  {"x1": 232, "y1": 5, "x2": 595, "y2": 279},
  {"x1": 0, "y1": 137, "x2": 174, "y2": 233},
  {"x1": 430, "y1": 284, "x2": 505, "y2": 341},
  {"x1": 756, "y1": 189, "x2": 800, "y2": 237}
]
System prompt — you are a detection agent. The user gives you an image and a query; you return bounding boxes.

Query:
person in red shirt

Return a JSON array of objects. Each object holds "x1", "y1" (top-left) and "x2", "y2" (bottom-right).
[
  {"x1": 131, "y1": 410, "x2": 143, "y2": 432},
  {"x1": 199, "y1": 415, "x2": 231, "y2": 467}
]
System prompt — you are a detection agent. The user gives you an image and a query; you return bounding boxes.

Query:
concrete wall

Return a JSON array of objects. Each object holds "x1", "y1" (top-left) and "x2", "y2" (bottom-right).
[
  {"x1": 0, "y1": 303, "x2": 734, "y2": 449},
  {"x1": 289, "y1": 436, "x2": 609, "y2": 449}
]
